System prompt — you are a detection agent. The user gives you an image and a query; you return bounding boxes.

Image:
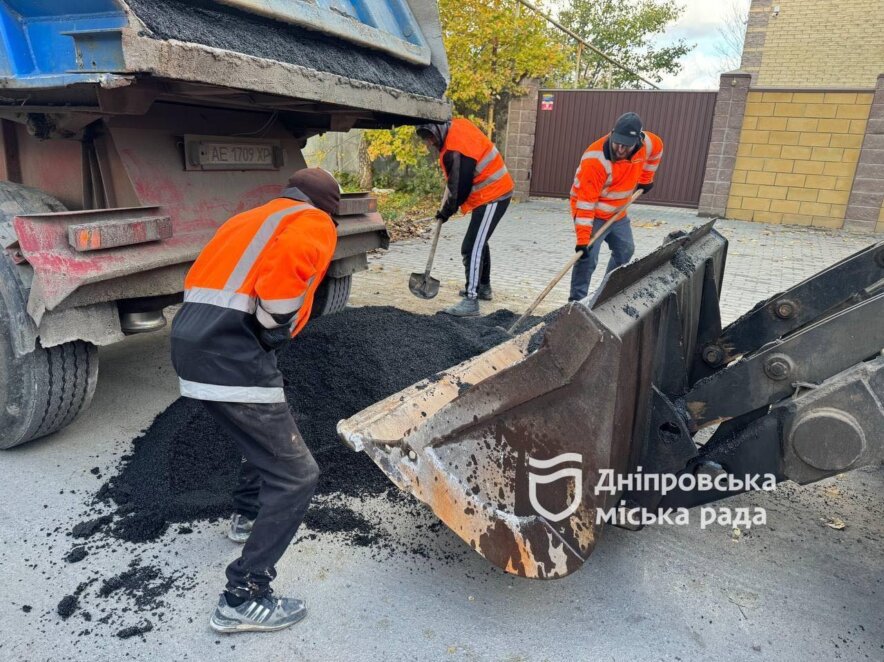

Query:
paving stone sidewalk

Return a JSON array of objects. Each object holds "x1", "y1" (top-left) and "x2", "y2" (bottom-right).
[{"x1": 351, "y1": 198, "x2": 880, "y2": 323}]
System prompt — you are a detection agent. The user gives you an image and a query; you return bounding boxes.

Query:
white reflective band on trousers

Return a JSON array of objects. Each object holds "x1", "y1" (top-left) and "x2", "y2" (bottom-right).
[
  {"x1": 467, "y1": 200, "x2": 498, "y2": 297},
  {"x1": 179, "y1": 378, "x2": 286, "y2": 403}
]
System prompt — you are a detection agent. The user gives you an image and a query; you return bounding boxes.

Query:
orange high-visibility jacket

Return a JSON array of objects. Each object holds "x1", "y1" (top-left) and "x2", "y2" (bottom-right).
[
  {"x1": 170, "y1": 194, "x2": 337, "y2": 403},
  {"x1": 570, "y1": 132, "x2": 664, "y2": 244},
  {"x1": 440, "y1": 118, "x2": 514, "y2": 214}
]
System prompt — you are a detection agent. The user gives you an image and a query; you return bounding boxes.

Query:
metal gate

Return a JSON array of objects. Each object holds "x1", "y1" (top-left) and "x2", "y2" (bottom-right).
[{"x1": 529, "y1": 89, "x2": 717, "y2": 208}]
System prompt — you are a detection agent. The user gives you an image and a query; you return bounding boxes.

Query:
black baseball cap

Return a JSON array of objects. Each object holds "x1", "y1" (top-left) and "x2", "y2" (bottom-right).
[{"x1": 610, "y1": 112, "x2": 643, "y2": 146}]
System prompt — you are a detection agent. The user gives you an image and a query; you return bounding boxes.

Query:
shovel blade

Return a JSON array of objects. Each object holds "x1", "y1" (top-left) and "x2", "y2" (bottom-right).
[{"x1": 409, "y1": 272, "x2": 440, "y2": 299}]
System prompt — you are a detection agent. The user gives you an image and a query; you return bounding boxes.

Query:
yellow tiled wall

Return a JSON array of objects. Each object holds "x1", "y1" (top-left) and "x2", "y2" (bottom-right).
[
  {"x1": 756, "y1": 1, "x2": 884, "y2": 88},
  {"x1": 726, "y1": 91, "x2": 873, "y2": 228}
]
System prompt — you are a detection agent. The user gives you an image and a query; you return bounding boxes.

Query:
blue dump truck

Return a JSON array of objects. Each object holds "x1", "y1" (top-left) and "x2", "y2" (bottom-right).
[{"x1": 0, "y1": 0, "x2": 450, "y2": 448}]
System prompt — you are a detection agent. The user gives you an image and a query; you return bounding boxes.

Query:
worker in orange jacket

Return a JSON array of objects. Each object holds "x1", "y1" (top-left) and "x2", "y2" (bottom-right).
[
  {"x1": 416, "y1": 118, "x2": 514, "y2": 316},
  {"x1": 170, "y1": 168, "x2": 340, "y2": 634},
  {"x1": 569, "y1": 112, "x2": 663, "y2": 301}
]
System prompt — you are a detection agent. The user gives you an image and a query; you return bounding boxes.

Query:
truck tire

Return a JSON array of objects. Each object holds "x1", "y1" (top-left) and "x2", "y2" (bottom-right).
[
  {"x1": 0, "y1": 182, "x2": 99, "y2": 449},
  {"x1": 310, "y1": 274, "x2": 352, "y2": 318},
  {"x1": 0, "y1": 180, "x2": 66, "y2": 224}
]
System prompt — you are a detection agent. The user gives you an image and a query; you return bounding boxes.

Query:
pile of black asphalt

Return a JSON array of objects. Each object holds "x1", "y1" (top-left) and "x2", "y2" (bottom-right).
[
  {"x1": 97, "y1": 307, "x2": 538, "y2": 543},
  {"x1": 58, "y1": 306, "x2": 556, "y2": 637}
]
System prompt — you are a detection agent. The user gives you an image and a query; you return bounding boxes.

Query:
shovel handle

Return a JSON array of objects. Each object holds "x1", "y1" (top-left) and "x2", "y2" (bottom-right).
[
  {"x1": 507, "y1": 190, "x2": 642, "y2": 335},
  {"x1": 424, "y1": 219, "x2": 443, "y2": 276}
]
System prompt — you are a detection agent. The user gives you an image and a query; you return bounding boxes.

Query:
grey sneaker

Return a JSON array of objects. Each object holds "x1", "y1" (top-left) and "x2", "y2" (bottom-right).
[
  {"x1": 458, "y1": 284, "x2": 493, "y2": 300},
  {"x1": 209, "y1": 592, "x2": 307, "y2": 634},
  {"x1": 443, "y1": 297, "x2": 480, "y2": 317},
  {"x1": 228, "y1": 513, "x2": 254, "y2": 543}
]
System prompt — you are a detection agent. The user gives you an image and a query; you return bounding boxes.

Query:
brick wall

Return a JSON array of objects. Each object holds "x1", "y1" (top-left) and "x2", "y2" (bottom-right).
[
  {"x1": 844, "y1": 75, "x2": 884, "y2": 233},
  {"x1": 751, "y1": 0, "x2": 884, "y2": 88},
  {"x1": 726, "y1": 90, "x2": 873, "y2": 228},
  {"x1": 502, "y1": 79, "x2": 540, "y2": 202},
  {"x1": 698, "y1": 73, "x2": 751, "y2": 217},
  {"x1": 740, "y1": 0, "x2": 772, "y2": 77}
]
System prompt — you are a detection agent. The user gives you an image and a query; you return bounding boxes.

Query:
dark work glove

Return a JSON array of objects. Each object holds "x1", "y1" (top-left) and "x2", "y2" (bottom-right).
[
  {"x1": 258, "y1": 326, "x2": 291, "y2": 352},
  {"x1": 435, "y1": 211, "x2": 449, "y2": 224},
  {"x1": 637, "y1": 182, "x2": 654, "y2": 194},
  {"x1": 575, "y1": 244, "x2": 589, "y2": 256}
]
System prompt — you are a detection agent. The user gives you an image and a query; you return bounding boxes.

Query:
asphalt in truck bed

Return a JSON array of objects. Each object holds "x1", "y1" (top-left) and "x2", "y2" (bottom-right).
[{"x1": 126, "y1": 0, "x2": 447, "y2": 99}]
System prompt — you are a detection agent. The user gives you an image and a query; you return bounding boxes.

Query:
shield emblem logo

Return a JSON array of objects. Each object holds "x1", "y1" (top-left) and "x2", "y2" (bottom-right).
[{"x1": 527, "y1": 453, "x2": 583, "y2": 522}]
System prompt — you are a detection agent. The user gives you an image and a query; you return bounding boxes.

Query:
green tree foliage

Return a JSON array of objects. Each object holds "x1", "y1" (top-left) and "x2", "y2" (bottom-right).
[
  {"x1": 365, "y1": 126, "x2": 421, "y2": 168},
  {"x1": 560, "y1": 0, "x2": 693, "y2": 88},
  {"x1": 361, "y1": 126, "x2": 439, "y2": 195},
  {"x1": 441, "y1": 0, "x2": 568, "y2": 123}
]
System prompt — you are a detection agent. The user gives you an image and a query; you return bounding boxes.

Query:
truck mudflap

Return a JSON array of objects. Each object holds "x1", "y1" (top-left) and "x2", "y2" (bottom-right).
[{"x1": 338, "y1": 222, "x2": 730, "y2": 578}]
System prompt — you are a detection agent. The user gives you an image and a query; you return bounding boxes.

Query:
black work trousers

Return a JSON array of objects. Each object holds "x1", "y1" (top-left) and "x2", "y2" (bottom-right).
[
  {"x1": 460, "y1": 196, "x2": 510, "y2": 298},
  {"x1": 202, "y1": 400, "x2": 320, "y2": 598}
]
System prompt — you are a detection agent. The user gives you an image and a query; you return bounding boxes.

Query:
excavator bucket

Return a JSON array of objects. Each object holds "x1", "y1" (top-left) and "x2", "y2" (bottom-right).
[{"x1": 338, "y1": 222, "x2": 729, "y2": 578}]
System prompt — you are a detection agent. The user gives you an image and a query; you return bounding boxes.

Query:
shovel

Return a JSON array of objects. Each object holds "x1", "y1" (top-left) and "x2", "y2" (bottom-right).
[
  {"x1": 506, "y1": 190, "x2": 643, "y2": 335},
  {"x1": 409, "y1": 219, "x2": 443, "y2": 299}
]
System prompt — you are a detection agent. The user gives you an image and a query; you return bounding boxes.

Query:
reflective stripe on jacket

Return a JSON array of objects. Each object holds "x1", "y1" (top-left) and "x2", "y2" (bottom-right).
[
  {"x1": 439, "y1": 118, "x2": 514, "y2": 214},
  {"x1": 570, "y1": 131, "x2": 664, "y2": 244},
  {"x1": 170, "y1": 196, "x2": 337, "y2": 403}
]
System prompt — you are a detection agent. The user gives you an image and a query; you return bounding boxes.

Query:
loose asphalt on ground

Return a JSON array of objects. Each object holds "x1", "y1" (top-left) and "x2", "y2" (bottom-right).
[{"x1": 1, "y1": 200, "x2": 881, "y2": 661}]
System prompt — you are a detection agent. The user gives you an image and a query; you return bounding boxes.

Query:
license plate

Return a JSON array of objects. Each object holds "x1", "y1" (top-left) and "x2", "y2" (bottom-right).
[
  {"x1": 200, "y1": 142, "x2": 273, "y2": 167},
  {"x1": 184, "y1": 135, "x2": 284, "y2": 171}
]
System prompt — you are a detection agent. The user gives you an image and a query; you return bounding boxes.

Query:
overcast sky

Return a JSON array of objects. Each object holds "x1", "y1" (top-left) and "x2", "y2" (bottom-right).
[
  {"x1": 544, "y1": 0, "x2": 752, "y2": 90},
  {"x1": 654, "y1": 0, "x2": 751, "y2": 89}
]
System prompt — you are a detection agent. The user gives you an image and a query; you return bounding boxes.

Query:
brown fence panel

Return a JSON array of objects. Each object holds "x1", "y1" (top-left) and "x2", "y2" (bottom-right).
[{"x1": 529, "y1": 89, "x2": 717, "y2": 208}]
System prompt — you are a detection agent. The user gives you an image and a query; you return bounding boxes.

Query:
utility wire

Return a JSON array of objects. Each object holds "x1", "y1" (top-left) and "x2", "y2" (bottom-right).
[
  {"x1": 515, "y1": 0, "x2": 661, "y2": 89},
  {"x1": 232, "y1": 111, "x2": 279, "y2": 137}
]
